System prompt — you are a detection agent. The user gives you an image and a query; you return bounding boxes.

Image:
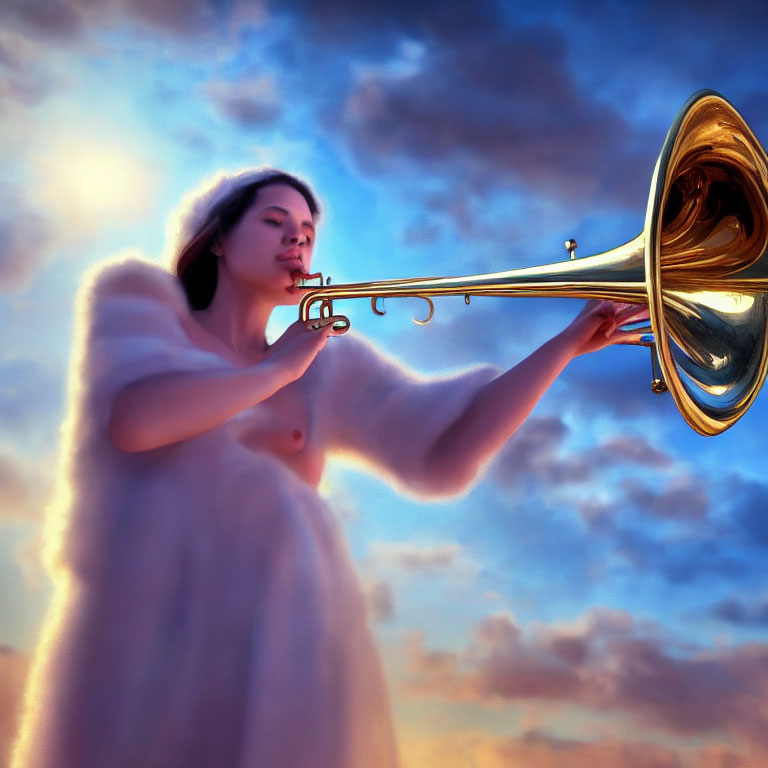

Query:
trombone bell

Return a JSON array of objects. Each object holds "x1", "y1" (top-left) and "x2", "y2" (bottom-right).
[
  {"x1": 298, "y1": 91, "x2": 768, "y2": 436},
  {"x1": 646, "y1": 90, "x2": 768, "y2": 435}
]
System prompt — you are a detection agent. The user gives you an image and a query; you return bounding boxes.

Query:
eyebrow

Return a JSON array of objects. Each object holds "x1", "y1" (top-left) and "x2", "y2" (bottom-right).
[{"x1": 260, "y1": 205, "x2": 315, "y2": 233}]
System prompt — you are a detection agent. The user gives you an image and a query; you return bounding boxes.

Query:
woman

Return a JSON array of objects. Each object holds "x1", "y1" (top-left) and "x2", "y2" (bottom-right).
[{"x1": 12, "y1": 169, "x2": 644, "y2": 768}]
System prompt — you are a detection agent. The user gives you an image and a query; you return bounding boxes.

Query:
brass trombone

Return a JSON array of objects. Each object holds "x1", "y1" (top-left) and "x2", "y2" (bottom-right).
[{"x1": 298, "y1": 91, "x2": 768, "y2": 436}]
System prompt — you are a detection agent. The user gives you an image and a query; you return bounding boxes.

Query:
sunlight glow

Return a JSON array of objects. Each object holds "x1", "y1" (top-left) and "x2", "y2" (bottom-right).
[{"x1": 34, "y1": 135, "x2": 159, "y2": 234}]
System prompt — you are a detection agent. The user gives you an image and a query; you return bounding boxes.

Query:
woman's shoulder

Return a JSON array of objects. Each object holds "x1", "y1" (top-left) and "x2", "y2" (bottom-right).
[
  {"x1": 70, "y1": 254, "x2": 224, "y2": 394},
  {"x1": 80, "y1": 253, "x2": 188, "y2": 317},
  {"x1": 71, "y1": 253, "x2": 202, "y2": 366}
]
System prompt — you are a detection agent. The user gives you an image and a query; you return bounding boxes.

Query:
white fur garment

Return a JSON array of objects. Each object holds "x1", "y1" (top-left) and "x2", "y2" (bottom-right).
[{"x1": 12, "y1": 257, "x2": 497, "y2": 768}]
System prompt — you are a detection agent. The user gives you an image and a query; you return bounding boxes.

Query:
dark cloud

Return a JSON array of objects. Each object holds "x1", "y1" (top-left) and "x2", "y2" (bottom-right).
[
  {"x1": 728, "y1": 476, "x2": 768, "y2": 549},
  {"x1": 327, "y1": 24, "x2": 647, "y2": 209},
  {"x1": 108, "y1": 0, "x2": 217, "y2": 34},
  {"x1": 714, "y1": 596, "x2": 768, "y2": 628},
  {"x1": 566, "y1": 470, "x2": 768, "y2": 584},
  {"x1": 204, "y1": 77, "x2": 282, "y2": 127},
  {"x1": 590, "y1": 436, "x2": 671, "y2": 471},
  {"x1": 613, "y1": 528, "x2": 746, "y2": 585},
  {"x1": 269, "y1": 3, "x2": 661, "y2": 212},
  {"x1": 620, "y1": 475, "x2": 709, "y2": 520},
  {"x1": 490, "y1": 415, "x2": 588, "y2": 489},
  {"x1": 267, "y1": 0, "x2": 503, "y2": 44},
  {"x1": 1, "y1": 0, "x2": 227, "y2": 41},
  {"x1": 0, "y1": 0, "x2": 84, "y2": 40},
  {"x1": 490, "y1": 416, "x2": 675, "y2": 492},
  {"x1": 0, "y1": 31, "x2": 61, "y2": 106},
  {"x1": 405, "y1": 609, "x2": 768, "y2": 751},
  {"x1": 568, "y1": 0, "x2": 768, "y2": 95}
]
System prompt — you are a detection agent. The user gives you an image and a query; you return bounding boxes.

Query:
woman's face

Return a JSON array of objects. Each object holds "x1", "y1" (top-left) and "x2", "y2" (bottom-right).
[{"x1": 216, "y1": 183, "x2": 316, "y2": 304}]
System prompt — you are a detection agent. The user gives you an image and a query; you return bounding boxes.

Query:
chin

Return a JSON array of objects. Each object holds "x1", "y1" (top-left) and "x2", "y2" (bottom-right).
[{"x1": 280, "y1": 292, "x2": 303, "y2": 307}]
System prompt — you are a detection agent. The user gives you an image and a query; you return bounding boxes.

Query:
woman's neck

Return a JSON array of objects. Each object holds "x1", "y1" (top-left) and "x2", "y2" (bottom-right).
[{"x1": 194, "y1": 272, "x2": 275, "y2": 361}]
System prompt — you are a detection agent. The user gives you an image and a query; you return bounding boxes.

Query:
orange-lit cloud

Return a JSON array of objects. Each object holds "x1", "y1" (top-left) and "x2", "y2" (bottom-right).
[
  {"x1": 0, "y1": 452, "x2": 50, "y2": 521},
  {"x1": 398, "y1": 727, "x2": 761, "y2": 768},
  {"x1": 0, "y1": 647, "x2": 30, "y2": 768},
  {"x1": 402, "y1": 608, "x2": 768, "y2": 753}
]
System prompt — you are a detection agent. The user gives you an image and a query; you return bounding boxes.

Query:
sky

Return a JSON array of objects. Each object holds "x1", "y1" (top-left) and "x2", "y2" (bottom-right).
[{"x1": 2, "y1": 0, "x2": 768, "y2": 766}]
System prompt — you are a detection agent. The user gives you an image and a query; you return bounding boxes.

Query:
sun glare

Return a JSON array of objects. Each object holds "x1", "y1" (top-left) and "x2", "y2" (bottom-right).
[{"x1": 34, "y1": 136, "x2": 159, "y2": 234}]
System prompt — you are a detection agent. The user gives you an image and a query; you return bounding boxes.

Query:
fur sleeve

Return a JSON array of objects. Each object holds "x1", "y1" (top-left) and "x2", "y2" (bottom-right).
[
  {"x1": 70, "y1": 255, "x2": 223, "y2": 426},
  {"x1": 47, "y1": 256, "x2": 225, "y2": 575},
  {"x1": 316, "y1": 333, "x2": 499, "y2": 498}
]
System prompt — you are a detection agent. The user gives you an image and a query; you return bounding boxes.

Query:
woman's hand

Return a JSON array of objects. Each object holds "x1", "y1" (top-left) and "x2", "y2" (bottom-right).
[
  {"x1": 264, "y1": 316, "x2": 347, "y2": 384},
  {"x1": 560, "y1": 300, "x2": 650, "y2": 358}
]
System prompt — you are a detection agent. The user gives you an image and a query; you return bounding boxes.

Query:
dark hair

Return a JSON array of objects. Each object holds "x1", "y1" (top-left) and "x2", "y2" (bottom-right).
[{"x1": 175, "y1": 172, "x2": 320, "y2": 310}]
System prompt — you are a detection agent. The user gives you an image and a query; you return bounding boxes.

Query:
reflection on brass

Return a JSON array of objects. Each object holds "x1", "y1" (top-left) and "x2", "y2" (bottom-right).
[{"x1": 298, "y1": 91, "x2": 768, "y2": 436}]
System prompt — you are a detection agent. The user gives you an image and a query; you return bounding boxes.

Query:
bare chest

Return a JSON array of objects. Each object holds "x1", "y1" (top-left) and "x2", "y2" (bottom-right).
[
  {"x1": 230, "y1": 383, "x2": 325, "y2": 487},
  {"x1": 180, "y1": 316, "x2": 326, "y2": 486}
]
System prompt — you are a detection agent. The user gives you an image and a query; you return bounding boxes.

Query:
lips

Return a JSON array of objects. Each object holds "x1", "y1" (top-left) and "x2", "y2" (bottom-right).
[
  {"x1": 287, "y1": 269, "x2": 311, "y2": 294},
  {"x1": 277, "y1": 247, "x2": 302, "y2": 261}
]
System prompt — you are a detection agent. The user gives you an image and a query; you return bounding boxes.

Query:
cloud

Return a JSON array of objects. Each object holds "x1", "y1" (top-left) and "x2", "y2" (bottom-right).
[
  {"x1": 492, "y1": 730, "x2": 744, "y2": 768},
  {"x1": 490, "y1": 416, "x2": 675, "y2": 491},
  {"x1": 714, "y1": 595, "x2": 768, "y2": 628},
  {"x1": 0, "y1": 456, "x2": 32, "y2": 517},
  {"x1": 403, "y1": 608, "x2": 768, "y2": 752},
  {"x1": 0, "y1": 1, "x2": 84, "y2": 40},
  {"x1": 102, "y1": 0, "x2": 217, "y2": 35},
  {"x1": 330, "y1": 31, "x2": 643, "y2": 208},
  {"x1": 204, "y1": 75, "x2": 282, "y2": 127},
  {"x1": 612, "y1": 527, "x2": 746, "y2": 585},
  {"x1": 398, "y1": 726, "x2": 754, "y2": 768},
  {"x1": 0, "y1": 185, "x2": 54, "y2": 291},
  {"x1": 367, "y1": 540, "x2": 465, "y2": 572},
  {"x1": 0, "y1": 452, "x2": 49, "y2": 521},
  {"x1": 360, "y1": 540, "x2": 478, "y2": 623},
  {"x1": 0, "y1": 30, "x2": 62, "y2": 106},
  {"x1": 620, "y1": 474, "x2": 710, "y2": 520},
  {"x1": 489, "y1": 415, "x2": 580, "y2": 489},
  {"x1": 293, "y1": 5, "x2": 655, "y2": 211},
  {"x1": 589, "y1": 435, "x2": 671, "y2": 471},
  {"x1": 1, "y1": 0, "x2": 247, "y2": 42},
  {"x1": 362, "y1": 578, "x2": 394, "y2": 623},
  {"x1": 491, "y1": 730, "x2": 751, "y2": 768},
  {"x1": 728, "y1": 476, "x2": 768, "y2": 549}
]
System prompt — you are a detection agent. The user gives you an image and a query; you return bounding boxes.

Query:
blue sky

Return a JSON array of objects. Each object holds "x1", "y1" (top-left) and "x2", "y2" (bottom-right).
[{"x1": 2, "y1": 1, "x2": 768, "y2": 766}]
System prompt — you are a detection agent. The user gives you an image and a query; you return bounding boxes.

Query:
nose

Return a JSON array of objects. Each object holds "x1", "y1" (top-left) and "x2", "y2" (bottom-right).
[{"x1": 283, "y1": 228, "x2": 305, "y2": 246}]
